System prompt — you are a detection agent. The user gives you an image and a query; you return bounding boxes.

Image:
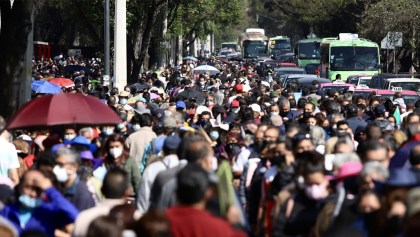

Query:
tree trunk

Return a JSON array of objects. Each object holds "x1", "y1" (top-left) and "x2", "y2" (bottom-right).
[{"x1": 0, "y1": 0, "x2": 33, "y2": 119}]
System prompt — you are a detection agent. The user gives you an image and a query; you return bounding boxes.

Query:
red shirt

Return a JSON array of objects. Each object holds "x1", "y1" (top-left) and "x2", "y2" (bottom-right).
[{"x1": 166, "y1": 206, "x2": 246, "y2": 237}]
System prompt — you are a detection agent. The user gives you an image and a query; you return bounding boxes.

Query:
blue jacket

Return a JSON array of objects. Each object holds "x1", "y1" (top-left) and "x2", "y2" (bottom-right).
[{"x1": 0, "y1": 187, "x2": 79, "y2": 237}]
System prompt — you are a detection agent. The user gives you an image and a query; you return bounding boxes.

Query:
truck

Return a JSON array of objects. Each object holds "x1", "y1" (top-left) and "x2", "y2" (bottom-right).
[{"x1": 238, "y1": 28, "x2": 269, "y2": 59}]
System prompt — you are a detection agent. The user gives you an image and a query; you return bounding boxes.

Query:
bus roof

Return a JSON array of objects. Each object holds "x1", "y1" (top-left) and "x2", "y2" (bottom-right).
[
  {"x1": 298, "y1": 38, "x2": 322, "y2": 43},
  {"x1": 270, "y1": 36, "x2": 290, "y2": 40},
  {"x1": 221, "y1": 42, "x2": 237, "y2": 45},
  {"x1": 321, "y1": 36, "x2": 378, "y2": 47}
]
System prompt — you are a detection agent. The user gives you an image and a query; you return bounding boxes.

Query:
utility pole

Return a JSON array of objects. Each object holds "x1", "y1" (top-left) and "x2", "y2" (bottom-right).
[
  {"x1": 104, "y1": 0, "x2": 110, "y2": 86},
  {"x1": 114, "y1": 0, "x2": 127, "y2": 91}
]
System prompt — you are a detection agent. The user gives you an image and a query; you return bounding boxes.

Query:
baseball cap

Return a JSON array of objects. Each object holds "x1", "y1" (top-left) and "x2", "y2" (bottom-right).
[
  {"x1": 335, "y1": 162, "x2": 363, "y2": 180},
  {"x1": 234, "y1": 84, "x2": 243, "y2": 93},
  {"x1": 374, "y1": 104, "x2": 386, "y2": 115},
  {"x1": 270, "y1": 115, "x2": 283, "y2": 126},
  {"x1": 138, "y1": 97, "x2": 147, "y2": 103},
  {"x1": 231, "y1": 100, "x2": 240, "y2": 108},
  {"x1": 348, "y1": 86, "x2": 355, "y2": 92},
  {"x1": 163, "y1": 135, "x2": 182, "y2": 152},
  {"x1": 249, "y1": 104, "x2": 261, "y2": 113},
  {"x1": 176, "y1": 101, "x2": 186, "y2": 109}
]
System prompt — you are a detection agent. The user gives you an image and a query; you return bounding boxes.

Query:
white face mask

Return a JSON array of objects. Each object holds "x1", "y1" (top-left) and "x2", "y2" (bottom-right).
[
  {"x1": 132, "y1": 124, "x2": 141, "y2": 131},
  {"x1": 232, "y1": 107, "x2": 240, "y2": 113},
  {"x1": 53, "y1": 165, "x2": 69, "y2": 183},
  {"x1": 64, "y1": 134, "x2": 76, "y2": 141},
  {"x1": 109, "y1": 147, "x2": 123, "y2": 159}
]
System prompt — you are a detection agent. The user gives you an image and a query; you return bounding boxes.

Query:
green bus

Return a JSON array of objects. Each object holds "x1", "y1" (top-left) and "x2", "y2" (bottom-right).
[
  {"x1": 320, "y1": 33, "x2": 380, "y2": 81},
  {"x1": 296, "y1": 38, "x2": 321, "y2": 69},
  {"x1": 269, "y1": 36, "x2": 292, "y2": 56}
]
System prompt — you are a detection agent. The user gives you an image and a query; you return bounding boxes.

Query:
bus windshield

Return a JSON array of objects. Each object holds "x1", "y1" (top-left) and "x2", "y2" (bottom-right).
[
  {"x1": 330, "y1": 46, "x2": 379, "y2": 71},
  {"x1": 271, "y1": 39, "x2": 291, "y2": 50},
  {"x1": 243, "y1": 41, "x2": 268, "y2": 58},
  {"x1": 298, "y1": 42, "x2": 320, "y2": 59}
]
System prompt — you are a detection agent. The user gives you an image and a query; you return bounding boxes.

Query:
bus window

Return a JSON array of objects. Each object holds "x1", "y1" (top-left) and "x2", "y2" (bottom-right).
[{"x1": 330, "y1": 47, "x2": 378, "y2": 71}]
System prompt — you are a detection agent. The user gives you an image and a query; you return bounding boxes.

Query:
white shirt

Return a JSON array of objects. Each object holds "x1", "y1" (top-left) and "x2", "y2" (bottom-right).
[
  {"x1": 137, "y1": 154, "x2": 179, "y2": 213},
  {"x1": 0, "y1": 136, "x2": 19, "y2": 177},
  {"x1": 232, "y1": 148, "x2": 251, "y2": 173}
]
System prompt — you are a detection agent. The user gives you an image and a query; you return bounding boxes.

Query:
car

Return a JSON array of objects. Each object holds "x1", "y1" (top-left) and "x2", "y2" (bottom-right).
[
  {"x1": 369, "y1": 73, "x2": 420, "y2": 89},
  {"x1": 282, "y1": 74, "x2": 319, "y2": 88},
  {"x1": 383, "y1": 78, "x2": 420, "y2": 92},
  {"x1": 317, "y1": 80, "x2": 354, "y2": 95},
  {"x1": 295, "y1": 77, "x2": 330, "y2": 90},
  {"x1": 346, "y1": 74, "x2": 372, "y2": 86},
  {"x1": 274, "y1": 67, "x2": 306, "y2": 79},
  {"x1": 353, "y1": 85, "x2": 374, "y2": 98},
  {"x1": 375, "y1": 89, "x2": 420, "y2": 104}
]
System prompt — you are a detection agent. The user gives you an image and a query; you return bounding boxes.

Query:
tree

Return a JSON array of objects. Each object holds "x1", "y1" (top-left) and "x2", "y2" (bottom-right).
[
  {"x1": 361, "y1": 0, "x2": 420, "y2": 71},
  {"x1": 0, "y1": 0, "x2": 33, "y2": 119}
]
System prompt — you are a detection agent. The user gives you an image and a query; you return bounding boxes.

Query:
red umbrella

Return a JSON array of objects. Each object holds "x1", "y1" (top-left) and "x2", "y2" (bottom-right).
[
  {"x1": 7, "y1": 93, "x2": 121, "y2": 130},
  {"x1": 49, "y1": 77, "x2": 75, "y2": 88}
]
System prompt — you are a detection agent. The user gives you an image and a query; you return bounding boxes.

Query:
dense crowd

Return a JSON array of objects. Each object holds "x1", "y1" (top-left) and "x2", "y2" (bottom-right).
[{"x1": 0, "y1": 56, "x2": 419, "y2": 237}]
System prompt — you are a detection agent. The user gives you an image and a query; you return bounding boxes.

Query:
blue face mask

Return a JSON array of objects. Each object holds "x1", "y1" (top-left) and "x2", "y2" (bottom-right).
[
  {"x1": 119, "y1": 98, "x2": 128, "y2": 105},
  {"x1": 132, "y1": 124, "x2": 141, "y2": 131},
  {"x1": 209, "y1": 130, "x2": 219, "y2": 140},
  {"x1": 102, "y1": 128, "x2": 114, "y2": 136},
  {"x1": 19, "y1": 195, "x2": 42, "y2": 209}
]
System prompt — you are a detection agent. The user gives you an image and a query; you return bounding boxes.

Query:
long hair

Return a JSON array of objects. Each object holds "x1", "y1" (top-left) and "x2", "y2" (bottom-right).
[{"x1": 102, "y1": 134, "x2": 130, "y2": 164}]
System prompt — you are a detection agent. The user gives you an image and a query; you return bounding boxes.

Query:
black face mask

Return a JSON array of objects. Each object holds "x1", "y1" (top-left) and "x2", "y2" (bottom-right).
[
  {"x1": 303, "y1": 112, "x2": 312, "y2": 118},
  {"x1": 225, "y1": 144, "x2": 241, "y2": 157},
  {"x1": 253, "y1": 141, "x2": 265, "y2": 152},
  {"x1": 262, "y1": 140, "x2": 275, "y2": 151},
  {"x1": 271, "y1": 156, "x2": 285, "y2": 166},
  {"x1": 280, "y1": 111, "x2": 289, "y2": 117},
  {"x1": 17, "y1": 153, "x2": 28, "y2": 159}
]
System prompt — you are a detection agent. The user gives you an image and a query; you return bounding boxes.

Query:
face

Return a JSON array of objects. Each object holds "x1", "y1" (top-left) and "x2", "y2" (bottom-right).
[
  {"x1": 64, "y1": 129, "x2": 76, "y2": 137},
  {"x1": 264, "y1": 128, "x2": 279, "y2": 142},
  {"x1": 281, "y1": 105, "x2": 290, "y2": 114},
  {"x1": 271, "y1": 105, "x2": 279, "y2": 114},
  {"x1": 337, "y1": 124, "x2": 350, "y2": 133},
  {"x1": 335, "y1": 142, "x2": 354, "y2": 153},
  {"x1": 21, "y1": 171, "x2": 42, "y2": 198},
  {"x1": 109, "y1": 141, "x2": 124, "y2": 150},
  {"x1": 359, "y1": 193, "x2": 381, "y2": 213},
  {"x1": 408, "y1": 115, "x2": 420, "y2": 124},
  {"x1": 55, "y1": 154, "x2": 78, "y2": 178},
  {"x1": 304, "y1": 104, "x2": 314, "y2": 113},
  {"x1": 365, "y1": 148, "x2": 388, "y2": 167},
  {"x1": 388, "y1": 117, "x2": 396, "y2": 125},
  {"x1": 304, "y1": 172, "x2": 326, "y2": 186},
  {"x1": 296, "y1": 139, "x2": 315, "y2": 154},
  {"x1": 307, "y1": 118, "x2": 317, "y2": 126},
  {"x1": 201, "y1": 114, "x2": 211, "y2": 121}
]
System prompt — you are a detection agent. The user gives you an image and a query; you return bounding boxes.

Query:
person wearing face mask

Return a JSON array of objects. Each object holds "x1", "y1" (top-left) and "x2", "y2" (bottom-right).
[
  {"x1": 53, "y1": 147, "x2": 95, "y2": 211},
  {"x1": 272, "y1": 157, "x2": 335, "y2": 237},
  {"x1": 103, "y1": 134, "x2": 140, "y2": 197},
  {"x1": 0, "y1": 169, "x2": 79, "y2": 236},
  {"x1": 118, "y1": 91, "x2": 130, "y2": 106},
  {"x1": 63, "y1": 128, "x2": 77, "y2": 142},
  {"x1": 101, "y1": 125, "x2": 115, "y2": 138}
]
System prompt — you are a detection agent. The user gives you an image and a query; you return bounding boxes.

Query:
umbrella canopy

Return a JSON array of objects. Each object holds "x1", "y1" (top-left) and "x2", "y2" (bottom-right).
[
  {"x1": 192, "y1": 65, "x2": 220, "y2": 75},
  {"x1": 183, "y1": 56, "x2": 198, "y2": 61},
  {"x1": 49, "y1": 77, "x2": 75, "y2": 88},
  {"x1": 176, "y1": 88, "x2": 206, "y2": 104},
  {"x1": 64, "y1": 65, "x2": 90, "y2": 74},
  {"x1": 31, "y1": 80, "x2": 62, "y2": 94},
  {"x1": 7, "y1": 93, "x2": 121, "y2": 130}
]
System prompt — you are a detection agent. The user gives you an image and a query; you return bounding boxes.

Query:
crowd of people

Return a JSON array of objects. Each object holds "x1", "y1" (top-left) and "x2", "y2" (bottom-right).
[{"x1": 0, "y1": 55, "x2": 420, "y2": 237}]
